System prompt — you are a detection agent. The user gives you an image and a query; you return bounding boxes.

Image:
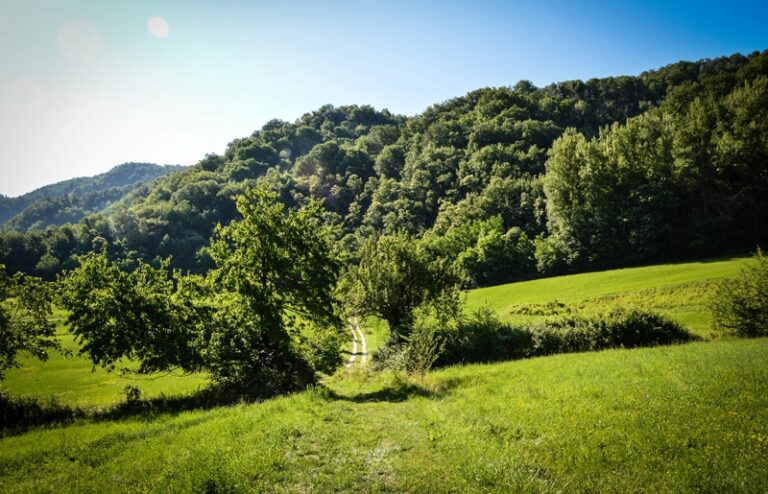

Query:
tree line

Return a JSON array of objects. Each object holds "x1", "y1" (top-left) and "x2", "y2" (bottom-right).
[
  {"x1": 2, "y1": 192, "x2": 766, "y2": 401},
  {"x1": 0, "y1": 51, "x2": 766, "y2": 288},
  {"x1": 0, "y1": 163, "x2": 179, "y2": 229}
]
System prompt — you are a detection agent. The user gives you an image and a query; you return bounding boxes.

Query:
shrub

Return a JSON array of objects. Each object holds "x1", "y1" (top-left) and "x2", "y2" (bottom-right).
[
  {"x1": 528, "y1": 308, "x2": 695, "y2": 356},
  {"x1": 435, "y1": 307, "x2": 695, "y2": 367},
  {"x1": 370, "y1": 319, "x2": 447, "y2": 374},
  {"x1": 403, "y1": 322, "x2": 445, "y2": 377},
  {"x1": 295, "y1": 325, "x2": 346, "y2": 376},
  {"x1": 0, "y1": 389, "x2": 81, "y2": 430},
  {"x1": 370, "y1": 342, "x2": 408, "y2": 372},
  {"x1": 438, "y1": 307, "x2": 531, "y2": 366},
  {"x1": 712, "y1": 249, "x2": 768, "y2": 337}
]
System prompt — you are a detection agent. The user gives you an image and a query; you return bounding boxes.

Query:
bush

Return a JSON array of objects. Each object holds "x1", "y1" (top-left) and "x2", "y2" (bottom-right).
[
  {"x1": 370, "y1": 342, "x2": 408, "y2": 372},
  {"x1": 528, "y1": 308, "x2": 696, "y2": 356},
  {"x1": 712, "y1": 249, "x2": 768, "y2": 337},
  {"x1": 295, "y1": 325, "x2": 346, "y2": 375},
  {"x1": 403, "y1": 322, "x2": 445, "y2": 377},
  {"x1": 206, "y1": 339, "x2": 316, "y2": 400},
  {"x1": 435, "y1": 307, "x2": 696, "y2": 367},
  {"x1": 370, "y1": 319, "x2": 447, "y2": 375},
  {"x1": 438, "y1": 307, "x2": 531, "y2": 366},
  {"x1": 0, "y1": 389, "x2": 81, "y2": 430}
]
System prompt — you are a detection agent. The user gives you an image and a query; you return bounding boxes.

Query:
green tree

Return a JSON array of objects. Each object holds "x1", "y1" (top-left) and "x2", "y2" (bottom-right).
[
  {"x1": 712, "y1": 249, "x2": 768, "y2": 337},
  {"x1": 205, "y1": 184, "x2": 345, "y2": 394},
  {"x1": 543, "y1": 113, "x2": 678, "y2": 268},
  {"x1": 58, "y1": 249, "x2": 203, "y2": 374},
  {"x1": 0, "y1": 264, "x2": 62, "y2": 380},
  {"x1": 347, "y1": 234, "x2": 462, "y2": 345},
  {"x1": 457, "y1": 224, "x2": 535, "y2": 286},
  {"x1": 59, "y1": 186, "x2": 345, "y2": 396}
]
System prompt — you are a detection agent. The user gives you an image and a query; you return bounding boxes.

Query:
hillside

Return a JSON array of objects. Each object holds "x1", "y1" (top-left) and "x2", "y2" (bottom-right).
[
  {"x1": 1, "y1": 50, "x2": 766, "y2": 280},
  {"x1": 465, "y1": 255, "x2": 752, "y2": 337},
  {"x1": 2, "y1": 253, "x2": 764, "y2": 492},
  {"x1": 0, "y1": 163, "x2": 182, "y2": 231}
]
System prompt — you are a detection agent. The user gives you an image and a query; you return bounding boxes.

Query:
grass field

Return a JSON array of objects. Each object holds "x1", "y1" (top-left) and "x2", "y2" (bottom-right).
[
  {"x1": 2, "y1": 254, "x2": 764, "y2": 492},
  {"x1": 2, "y1": 308, "x2": 208, "y2": 408},
  {"x1": 465, "y1": 255, "x2": 752, "y2": 337},
  {"x1": 2, "y1": 339, "x2": 766, "y2": 493},
  {"x1": 2, "y1": 255, "x2": 750, "y2": 408}
]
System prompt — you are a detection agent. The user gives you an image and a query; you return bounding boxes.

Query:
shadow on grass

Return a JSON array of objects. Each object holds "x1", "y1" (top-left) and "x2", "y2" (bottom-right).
[
  {"x1": 0, "y1": 385, "x2": 272, "y2": 437},
  {"x1": 329, "y1": 383, "x2": 434, "y2": 403},
  {"x1": 321, "y1": 375, "x2": 466, "y2": 403},
  {"x1": 0, "y1": 391, "x2": 86, "y2": 435}
]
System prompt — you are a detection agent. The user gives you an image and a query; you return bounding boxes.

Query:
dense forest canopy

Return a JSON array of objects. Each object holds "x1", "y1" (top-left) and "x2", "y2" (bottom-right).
[{"x1": 1, "y1": 50, "x2": 766, "y2": 285}]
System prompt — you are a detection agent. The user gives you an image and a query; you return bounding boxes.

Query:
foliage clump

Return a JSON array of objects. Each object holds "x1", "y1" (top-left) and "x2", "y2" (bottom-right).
[
  {"x1": 203, "y1": 185, "x2": 344, "y2": 396},
  {"x1": 526, "y1": 308, "x2": 696, "y2": 356},
  {"x1": 436, "y1": 307, "x2": 696, "y2": 367},
  {"x1": 0, "y1": 389, "x2": 80, "y2": 430},
  {"x1": 58, "y1": 185, "x2": 345, "y2": 398},
  {"x1": 0, "y1": 264, "x2": 63, "y2": 380},
  {"x1": 346, "y1": 233, "x2": 462, "y2": 345},
  {"x1": 712, "y1": 249, "x2": 768, "y2": 337}
]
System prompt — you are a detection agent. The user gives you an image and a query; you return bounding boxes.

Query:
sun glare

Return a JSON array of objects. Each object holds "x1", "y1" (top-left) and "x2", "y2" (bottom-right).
[{"x1": 147, "y1": 16, "x2": 170, "y2": 39}]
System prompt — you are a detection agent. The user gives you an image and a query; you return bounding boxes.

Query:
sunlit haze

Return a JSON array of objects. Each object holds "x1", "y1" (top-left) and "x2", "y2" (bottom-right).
[{"x1": 1, "y1": 0, "x2": 766, "y2": 196}]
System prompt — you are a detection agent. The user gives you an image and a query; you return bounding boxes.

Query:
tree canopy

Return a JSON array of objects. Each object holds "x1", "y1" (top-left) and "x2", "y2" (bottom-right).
[
  {"x1": 0, "y1": 265, "x2": 62, "y2": 380},
  {"x1": 2, "y1": 50, "x2": 767, "y2": 287},
  {"x1": 59, "y1": 185, "x2": 345, "y2": 397},
  {"x1": 346, "y1": 233, "x2": 462, "y2": 344}
]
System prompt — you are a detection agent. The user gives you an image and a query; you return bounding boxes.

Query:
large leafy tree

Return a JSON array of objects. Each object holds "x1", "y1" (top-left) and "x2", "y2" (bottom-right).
[
  {"x1": 58, "y1": 248, "x2": 204, "y2": 374},
  {"x1": 58, "y1": 185, "x2": 345, "y2": 396},
  {"x1": 0, "y1": 264, "x2": 62, "y2": 380},
  {"x1": 205, "y1": 184, "x2": 345, "y2": 393},
  {"x1": 347, "y1": 233, "x2": 462, "y2": 345}
]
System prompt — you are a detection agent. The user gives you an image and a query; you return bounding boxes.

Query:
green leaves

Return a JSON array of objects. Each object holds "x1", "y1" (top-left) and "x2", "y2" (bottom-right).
[
  {"x1": 58, "y1": 184, "x2": 345, "y2": 396},
  {"x1": 58, "y1": 253, "x2": 203, "y2": 374},
  {"x1": 0, "y1": 265, "x2": 61, "y2": 380},
  {"x1": 209, "y1": 185, "x2": 343, "y2": 330},
  {"x1": 347, "y1": 233, "x2": 462, "y2": 344},
  {"x1": 712, "y1": 249, "x2": 768, "y2": 337},
  {"x1": 204, "y1": 184, "x2": 345, "y2": 393}
]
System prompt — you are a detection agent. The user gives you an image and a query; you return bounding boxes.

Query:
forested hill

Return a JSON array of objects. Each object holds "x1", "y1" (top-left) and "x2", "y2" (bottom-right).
[
  {"x1": 1, "y1": 50, "x2": 766, "y2": 282},
  {"x1": 0, "y1": 163, "x2": 182, "y2": 231}
]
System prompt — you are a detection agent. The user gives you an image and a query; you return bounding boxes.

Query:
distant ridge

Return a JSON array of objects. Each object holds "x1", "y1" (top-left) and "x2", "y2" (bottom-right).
[{"x1": 0, "y1": 163, "x2": 184, "y2": 231}]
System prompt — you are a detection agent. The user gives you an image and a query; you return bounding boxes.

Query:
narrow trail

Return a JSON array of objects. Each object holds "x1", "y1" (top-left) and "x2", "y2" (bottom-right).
[{"x1": 344, "y1": 316, "x2": 367, "y2": 368}]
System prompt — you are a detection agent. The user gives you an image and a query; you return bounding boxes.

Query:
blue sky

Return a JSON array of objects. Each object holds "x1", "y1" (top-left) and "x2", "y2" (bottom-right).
[{"x1": 1, "y1": 0, "x2": 766, "y2": 196}]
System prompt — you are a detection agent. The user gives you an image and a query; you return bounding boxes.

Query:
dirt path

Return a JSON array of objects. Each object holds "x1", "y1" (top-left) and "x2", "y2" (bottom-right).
[
  {"x1": 353, "y1": 317, "x2": 367, "y2": 365},
  {"x1": 344, "y1": 317, "x2": 367, "y2": 368},
  {"x1": 345, "y1": 321, "x2": 358, "y2": 368}
]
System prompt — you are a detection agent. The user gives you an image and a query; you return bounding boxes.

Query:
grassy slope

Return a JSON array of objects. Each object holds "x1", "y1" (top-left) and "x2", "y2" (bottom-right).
[
  {"x1": 465, "y1": 255, "x2": 751, "y2": 337},
  {"x1": 2, "y1": 255, "x2": 749, "y2": 407},
  {"x1": 3, "y1": 255, "x2": 764, "y2": 492},
  {"x1": 2, "y1": 339, "x2": 767, "y2": 493},
  {"x1": 2, "y1": 309, "x2": 207, "y2": 408}
]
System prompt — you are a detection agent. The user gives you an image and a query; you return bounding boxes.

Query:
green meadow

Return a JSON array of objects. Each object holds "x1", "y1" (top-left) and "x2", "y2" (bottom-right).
[
  {"x1": 2, "y1": 339, "x2": 767, "y2": 493},
  {"x1": 465, "y1": 255, "x2": 752, "y2": 337},
  {"x1": 2, "y1": 308, "x2": 207, "y2": 408},
  {"x1": 0, "y1": 255, "x2": 752, "y2": 407},
  {"x1": 2, "y1": 254, "x2": 767, "y2": 493}
]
